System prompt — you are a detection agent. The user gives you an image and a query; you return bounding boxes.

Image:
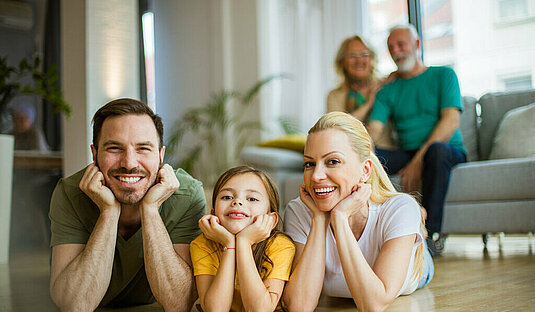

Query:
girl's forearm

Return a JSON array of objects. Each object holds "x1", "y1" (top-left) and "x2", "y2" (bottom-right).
[
  {"x1": 201, "y1": 248, "x2": 236, "y2": 312},
  {"x1": 236, "y1": 238, "x2": 278, "y2": 312},
  {"x1": 283, "y1": 215, "x2": 329, "y2": 311}
]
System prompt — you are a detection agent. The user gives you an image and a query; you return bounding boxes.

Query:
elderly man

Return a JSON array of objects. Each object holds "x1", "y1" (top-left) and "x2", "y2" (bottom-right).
[
  {"x1": 49, "y1": 98, "x2": 206, "y2": 311},
  {"x1": 368, "y1": 24, "x2": 466, "y2": 256}
]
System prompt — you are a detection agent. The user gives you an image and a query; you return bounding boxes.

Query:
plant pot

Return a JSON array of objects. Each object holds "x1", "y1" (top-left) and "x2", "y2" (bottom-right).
[{"x1": 0, "y1": 134, "x2": 14, "y2": 263}]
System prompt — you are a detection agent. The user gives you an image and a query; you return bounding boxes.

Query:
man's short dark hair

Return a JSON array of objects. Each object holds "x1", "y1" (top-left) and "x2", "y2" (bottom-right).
[{"x1": 92, "y1": 98, "x2": 164, "y2": 149}]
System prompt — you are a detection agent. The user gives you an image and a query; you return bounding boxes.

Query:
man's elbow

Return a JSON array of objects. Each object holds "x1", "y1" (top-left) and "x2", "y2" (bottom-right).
[
  {"x1": 157, "y1": 287, "x2": 196, "y2": 312},
  {"x1": 367, "y1": 122, "x2": 383, "y2": 144},
  {"x1": 51, "y1": 293, "x2": 97, "y2": 312}
]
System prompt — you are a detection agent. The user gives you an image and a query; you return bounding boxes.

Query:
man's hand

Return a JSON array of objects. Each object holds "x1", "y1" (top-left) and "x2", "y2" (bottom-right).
[
  {"x1": 236, "y1": 213, "x2": 277, "y2": 247},
  {"x1": 331, "y1": 183, "x2": 371, "y2": 221},
  {"x1": 383, "y1": 70, "x2": 398, "y2": 84},
  {"x1": 79, "y1": 163, "x2": 120, "y2": 213},
  {"x1": 398, "y1": 158, "x2": 423, "y2": 193},
  {"x1": 142, "y1": 164, "x2": 180, "y2": 211},
  {"x1": 199, "y1": 215, "x2": 235, "y2": 248}
]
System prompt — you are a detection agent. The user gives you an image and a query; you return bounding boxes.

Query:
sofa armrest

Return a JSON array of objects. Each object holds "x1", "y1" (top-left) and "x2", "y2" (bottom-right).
[{"x1": 445, "y1": 157, "x2": 535, "y2": 202}]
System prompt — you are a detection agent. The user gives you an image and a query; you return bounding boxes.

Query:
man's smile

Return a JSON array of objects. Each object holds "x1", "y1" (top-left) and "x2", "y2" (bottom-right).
[{"x1": 116, "y1": 176, "x2": 143, "y2": 184}]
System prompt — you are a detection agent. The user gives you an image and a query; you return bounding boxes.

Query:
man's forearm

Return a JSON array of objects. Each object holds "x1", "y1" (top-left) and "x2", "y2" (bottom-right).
[
  {"x1": 413, "y1": 110, "x2": 459, "y2": 162},
  {"x1": 50, "y1": 210, "x2": 119, "y2": 311},
  {"x1": 141, "y1": 207, "x2": 195, "y2": 312},
  {"x1": 367, "y1": 121, "x2": 385, "y2": 146}
]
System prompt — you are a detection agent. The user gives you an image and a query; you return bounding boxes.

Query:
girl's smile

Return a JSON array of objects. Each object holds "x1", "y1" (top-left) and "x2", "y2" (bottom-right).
[{"x1": 214, "y1": 173, "x2": 270, "y2": 234}]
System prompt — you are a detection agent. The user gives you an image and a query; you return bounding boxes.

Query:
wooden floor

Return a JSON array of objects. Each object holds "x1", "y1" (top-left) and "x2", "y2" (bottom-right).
[{"x1": 1, "y1": 234, "x2": 534, "y2": 312}]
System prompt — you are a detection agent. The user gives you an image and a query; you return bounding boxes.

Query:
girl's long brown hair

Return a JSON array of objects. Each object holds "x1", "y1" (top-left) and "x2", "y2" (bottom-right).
[{"x1": 212, "y1": 165, "x2": 288, "y2": 275}]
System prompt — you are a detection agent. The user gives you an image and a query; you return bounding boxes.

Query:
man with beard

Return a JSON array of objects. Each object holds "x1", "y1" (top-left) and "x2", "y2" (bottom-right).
[
  {"x1": 49, "y1": 99, "x2": 206, "y2": 311},
  {"x1": 368, "y1": 24, "x2": 466, "y2": 257}
]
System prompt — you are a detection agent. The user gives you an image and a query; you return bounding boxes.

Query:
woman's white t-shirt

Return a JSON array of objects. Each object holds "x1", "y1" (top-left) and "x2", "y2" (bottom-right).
[{"x1": 284, "y1": 194, "x2": 423, "y2": 297}]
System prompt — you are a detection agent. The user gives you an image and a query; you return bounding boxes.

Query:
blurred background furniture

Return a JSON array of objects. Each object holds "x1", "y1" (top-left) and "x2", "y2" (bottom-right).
[
  {"x1": 241, "y1": 90, "x2": 535, "y2": 242},
  {"x1": 442, "y1": 90, "x2": 535, "y2": 238},
  {"x1": 0, "y1": 134, "x2": 14, "y2": 264}
]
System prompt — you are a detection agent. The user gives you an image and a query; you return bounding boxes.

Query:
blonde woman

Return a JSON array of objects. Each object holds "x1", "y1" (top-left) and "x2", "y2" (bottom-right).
[
  {"x1": 283, "y1": 112, "x2": 433, "y2": 312},
  {"x1": 327, "y1": 36, "x2": 396, "y2": 149}
]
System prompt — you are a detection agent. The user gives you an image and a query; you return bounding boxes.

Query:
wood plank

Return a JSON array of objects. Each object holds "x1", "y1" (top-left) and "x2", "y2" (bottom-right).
[{"x1": 0, "y1": 235, "x2": 533, "y2": 311}]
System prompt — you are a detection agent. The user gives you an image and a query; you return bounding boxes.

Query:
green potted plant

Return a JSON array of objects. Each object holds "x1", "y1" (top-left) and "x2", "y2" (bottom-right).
[
  {"x1": 0, "y1": 55, "x2": 70, "y2": 133},
  {"x1": 166, "y1": 74, "x2": 286, "y2": 187}
]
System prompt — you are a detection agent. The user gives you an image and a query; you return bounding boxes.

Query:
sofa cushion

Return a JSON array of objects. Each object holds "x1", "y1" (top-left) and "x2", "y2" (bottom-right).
[
  {"x1": 489, "y1": 103, "x2": 535, "y2": 160},
  {"x1": 443, "y1": 200, "x2": 535, "y2": 234},
  {"x1": 445, "y1": 157, "x2": 535, "y2": 202},
  {"x1": 478, "y1": 89, "x2": 535, "y2": 160},
  {"x1": 460, "y1": 96, "x2": 478, "y2": 161},
  {"x1": 241, "y1": 146, "x2": 303, "y2": 171},
  {"x1": 258, "y1": 134, "x2": 307, "y2": 153}
]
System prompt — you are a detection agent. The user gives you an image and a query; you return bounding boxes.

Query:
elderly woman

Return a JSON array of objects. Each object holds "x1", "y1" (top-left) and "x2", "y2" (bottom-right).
[
  {"x1": 327, "y1": 35, "x2": 395, "y2": 149},
  {"x1": 283, "y1": 112, "x2": 433, "y2": 312}
]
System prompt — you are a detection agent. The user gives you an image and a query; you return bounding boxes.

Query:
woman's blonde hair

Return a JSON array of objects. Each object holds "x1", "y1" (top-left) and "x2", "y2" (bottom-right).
[
  {"x1": 334, "y1": 35, "x2": 377, "y2": 83},
  {"x1": 308, "y1": 112, "x2": 424, "y2": 281}
]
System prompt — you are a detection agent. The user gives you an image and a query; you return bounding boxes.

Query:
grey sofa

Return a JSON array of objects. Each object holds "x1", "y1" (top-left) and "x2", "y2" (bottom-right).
[
  {"x1": 442, "y1": 90, "x2": 535, "y2": 235},
  {"x1": 241, "y1": 89, "x2": 535, "y2": 239}
]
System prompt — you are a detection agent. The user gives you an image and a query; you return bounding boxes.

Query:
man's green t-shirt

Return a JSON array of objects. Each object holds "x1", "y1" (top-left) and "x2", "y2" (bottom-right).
[
  {"x1": 49, "y1": 167, "x2": 206, "y2": 307},
  {"x1": 370, "y1": 66, "x2": 466, "y2": 153}
]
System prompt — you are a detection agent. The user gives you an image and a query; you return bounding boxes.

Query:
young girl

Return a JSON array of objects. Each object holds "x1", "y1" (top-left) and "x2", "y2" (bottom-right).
[{"x1": 190, "y1": 166, "x2": 295, "y2": 312}]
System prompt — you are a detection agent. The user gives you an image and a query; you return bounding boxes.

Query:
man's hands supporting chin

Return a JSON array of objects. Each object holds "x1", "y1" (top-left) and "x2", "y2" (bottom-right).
[
  {"x1": 141, "y1": 164, "x2": 180, "y2": 212},
  {"x1": 79, "y1": 162, "x2": 180, "y2": 214},
  {"x1": 79, "y1": 163, "x2": 120, "y2": 214}
]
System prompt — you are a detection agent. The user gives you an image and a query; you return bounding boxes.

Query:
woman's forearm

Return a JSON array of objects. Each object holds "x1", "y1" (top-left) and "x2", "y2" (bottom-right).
[
  {"x1": 283, "y1": 215, "x2": 329, "y2": 312},
  {"x1": 331, "y1": 215, "x2": 393, "y2": 312},
  {"x1": 351, "y1": 100, "x2": 373, "y2": 121}
]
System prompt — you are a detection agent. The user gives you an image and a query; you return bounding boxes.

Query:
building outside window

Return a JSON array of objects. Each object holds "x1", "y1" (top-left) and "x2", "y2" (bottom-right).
[{"x1": 419, "y1": 0, "x2": 535, "y2": 97}]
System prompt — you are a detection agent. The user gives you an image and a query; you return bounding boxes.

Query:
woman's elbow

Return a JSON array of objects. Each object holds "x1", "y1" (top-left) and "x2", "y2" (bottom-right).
[
  {"x1": 356, "y1": 296, "x2": 394, "y2": 312},
  {"x1": 283, "y1": 293, "x2": 319, "y2": 312}
]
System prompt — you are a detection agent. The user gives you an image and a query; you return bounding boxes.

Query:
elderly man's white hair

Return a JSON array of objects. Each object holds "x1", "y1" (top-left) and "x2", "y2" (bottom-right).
[{"x1": 389, "y1": 24, "x2": 420, "y2": 42}]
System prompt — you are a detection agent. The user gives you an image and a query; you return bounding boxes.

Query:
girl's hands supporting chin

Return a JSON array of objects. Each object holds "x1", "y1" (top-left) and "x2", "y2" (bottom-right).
[
  {"x1": 199, "y1": 215, "x2": 235, "y2": 248},
  {"x1": 236, "y1": 213, "x2": 278, "y2": 246}
]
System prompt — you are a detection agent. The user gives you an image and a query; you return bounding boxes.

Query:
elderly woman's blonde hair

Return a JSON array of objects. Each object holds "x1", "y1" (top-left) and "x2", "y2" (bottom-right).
[
  {"x1": 334, "y1": 35, "x2": 378, "y2": 83},
  {"x1": 308, "y1": 112, "x2": 425, "y2": 281}
]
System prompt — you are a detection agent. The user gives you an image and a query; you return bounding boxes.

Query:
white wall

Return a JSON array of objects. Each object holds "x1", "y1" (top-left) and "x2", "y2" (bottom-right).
[
  {"x1": 61, "y1": 0, "x2": 89, "y2": 176},
  {"x1": 154, "y1": 0, "x2": 260, "y2": 159},
  {"x1": 61, "y1": 0, "x2": 139, "y2": 176},
  {"x1": 153, "y1": 0, "x2": 219, "y2": 146}
]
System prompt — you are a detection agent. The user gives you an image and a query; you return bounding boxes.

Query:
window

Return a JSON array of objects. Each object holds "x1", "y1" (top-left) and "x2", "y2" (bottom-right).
[
  {"x1": 503, "y1": 75, "x2": 533, "y2": 91},
  {"x1": 421, "y1": 0, "x2": 453, "y2": 67},
  {"x1": 366, "y1": 0, "x2": 409, "y2": 76},
  {"x1": 497, "y1": 0, "x2": 529, "y2": 22},
  {"x1": 142, "y1": 11, "x2": 156, "y2": 111},
  {"x1": 421, "y1": 0, "x2": 535, "y2": 97}
]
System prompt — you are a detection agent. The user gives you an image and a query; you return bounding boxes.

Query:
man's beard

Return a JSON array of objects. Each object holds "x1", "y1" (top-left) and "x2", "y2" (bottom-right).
[
  {"x1": 108, "y1": 167, "x2": 155, "y2": 206},
  {"x1": 394, "y1": 52, "x2": 417, "y2": 73}
]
